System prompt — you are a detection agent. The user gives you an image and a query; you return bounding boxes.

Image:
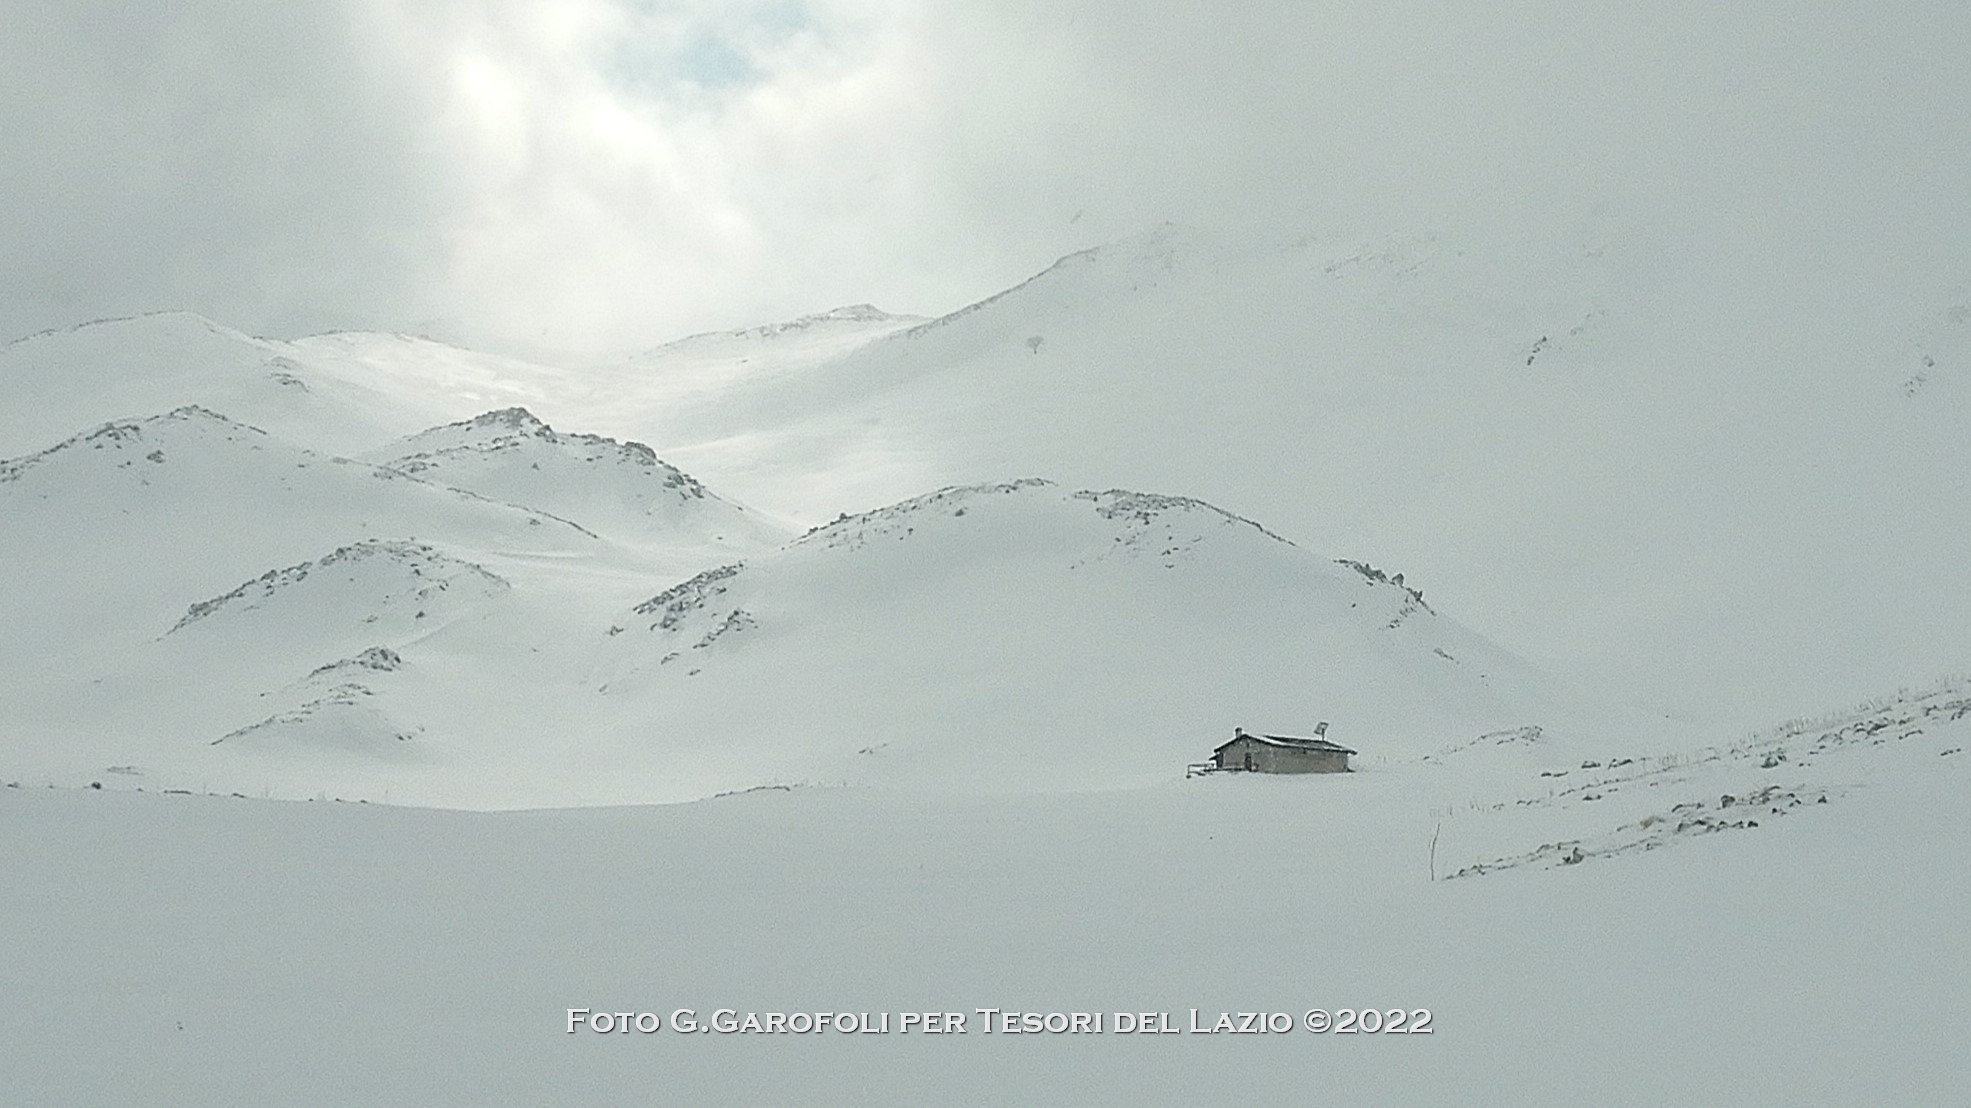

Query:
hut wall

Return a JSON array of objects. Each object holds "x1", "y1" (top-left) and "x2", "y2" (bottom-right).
[
  {"x1": 1254, "y1": 744, "x2": 1348, "y2": 774},
  {"x1": 1214, "y1": 737, "x2": 1350, "y2": 774}
]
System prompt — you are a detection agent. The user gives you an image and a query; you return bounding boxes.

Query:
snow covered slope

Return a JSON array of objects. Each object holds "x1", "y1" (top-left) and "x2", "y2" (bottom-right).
[
  {"x1": 601, "y1": 303, "x2": 928, "y2": 427},
  {"x1": 0, "y1": 406, "x2": 590, "y2": 649},
  {"x1": 271, "y1": 305, "x2": 923, "y2": 460},
  {"x1": 1, "y1": 446, "x2": 1606, "y2": 807},
  {"x1": 0, "y1": 313, "x2": 469, "y2": 457},
  {"x1": 363, "y1": 407, "x2": 786, "y2": 550},
  {"x1": 165, "y1": 541, "x2": 510, "y2": 647},
  {"x1": 9, "y1": 220, "x2": 1965, "y2": 730},
  {"x1": 630, "y1": 303, "x2": 926, "y2": 362},
  {"x1": 0, "y1": 406, "x2": 620, "y2": 792},
  {"x1": 5, "y1": 676, "x2": 1965, "y2": 1106},
  {"x1": 591, "y1": 220, "x2": 1971, "y2": 726},
  {"x1": 582, "y1": 479, "x2": 1599, "y2": 801},
  {"x1": 211, "y1": 644, "x2": 431, "y2": 762},
  {"x1": 282, "y1": 329, "x2": 588, "y2": 432},
  {"x1": 7, "y1": 246, "x2": 1966, "y2": 1108}
]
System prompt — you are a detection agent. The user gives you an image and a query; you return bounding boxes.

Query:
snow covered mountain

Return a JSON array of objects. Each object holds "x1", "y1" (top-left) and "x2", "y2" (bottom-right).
[
  {"x1": 7, "y1": 222, "x2": 1968, "y2": 1108},
  {"x1": 362, "y1": 406, "x2": 785, "y2": 550},
  {"x1": 167, "y1": 541, "x2": 509, "y2": 642},
  {"x1": 9, "y1": 220, "x2": 1965, "y2": 801},
  {"x1": 591, "y1": 479, "x2": 1592, "y2": 797},
  {"x1": 0, "y1": 401, "x2": 782, "y2": 802},
  {"x1": 0, "y1": 405, "x2": 590, "y2": 654},
  {"x1": 10, "y1": 6, "x2": 1971, "y2": 1098},
  {"x1": 630, "y1": 302, "x2": 926, "y2": 360},
  {"x1": 0, "y1": 406, "x2": 1602, "y2": 806},
  {"x1": 576, "y1": 219, "x2": 1971, "y2": 726},
  {"x1": 0, "y1": 313, "x2": 461, "y2": 457},
  {"x1": 211, "y1": 643, "x2": 430, "y2": 762},
  {"x1": 8, "y1": 671, "x2": 1966, "y2": 1106}
]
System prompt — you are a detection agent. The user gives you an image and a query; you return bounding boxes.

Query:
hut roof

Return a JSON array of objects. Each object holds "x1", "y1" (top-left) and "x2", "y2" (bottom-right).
[{"x1": 1212, "y1": 732, "x2": 1357, "y2": 756}]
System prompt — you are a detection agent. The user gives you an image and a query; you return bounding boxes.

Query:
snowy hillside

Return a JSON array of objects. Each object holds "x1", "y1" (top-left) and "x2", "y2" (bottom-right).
[
  {"x1": 538, "y1": 303, "x2": 933, "y2": 488},
  {"x1": 12, "y1": 2, "x2": 1971, "y2": 1101},
  {"x1": 5, "y1": 675, "x2": 1965, "y2": 1105},
  {"x1": 6, "y1": 215, "x2": 1968, "y2": 1108},
  {"x1": 581, "y1": 220, "x2": 1971, "y2": 726},
  {"x1": 631, "y1": 303, "x2": 925, "y2": 360},
  {"x1": 0, "y1": 406, "x2": 590, "y2": 648},
  {"x1": 0, "y1": 406, "x2": 628, "y2": 798},
  {"x1": 578, "y1": 479, "x2": 1603, "y2": 801},
  {"x1": 0, "y1": 436, "x2": 1606, "y2": 806},
  {"x1": 211, "y1": 644, "x2": 430, "y2": 762},
  {"x1": 363, "y1": 406, "x2": 786, "y2": 549},
  {"x1": 283, "y1": 329, "x2": 593, "y2": 433},
  {"x1": 165, "y1": 539, "x2": 510, "y2": 658},
  {"x1": 0, "y1": 289, "x2": 1624, "y2": 809},
  {"x1": 8, "y1": 219, "x2": 1967, "y2": 796},
  {"x1": 0, "y1": 313, "x2": 474, "y2": 457}
]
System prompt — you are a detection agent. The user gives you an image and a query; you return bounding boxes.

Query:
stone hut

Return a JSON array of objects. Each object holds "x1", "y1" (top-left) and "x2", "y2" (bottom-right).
[{"x1": 1208, "y1": 725, "x2": 1356, "y2": 774}]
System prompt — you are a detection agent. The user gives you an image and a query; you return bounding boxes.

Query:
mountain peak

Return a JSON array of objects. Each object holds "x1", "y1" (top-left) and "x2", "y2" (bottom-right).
[
  {"x1": 637, "y1": 304, "x2": 927, "y2": 359},
  {"x1": 380, "y1": 407, "x2": 661, "y2": 467},
  {"x1": 817, "y1": 304, "x2": 904, "y2": 322},
  {"x1": 602, "y1": 475, "x2": 1576, "y2": 792},
  {"x1": 159, "y1": 404, "x2": 252, "y2": 427},
  {"x1": 794, "y1": 478, "x2": 1058, "y2": 543},
  {"x1": 1072, "y1": 488, "x2": 1290, "y2": 545},
  {"x1": 2, "y1": 310, "x2": 250, "y2": 350},
  {"x1": 1, "y1": 406, "x2": 268, "y2": 483},
  {"x1": 899, "y1": 223, "x2": 1206, "y2": 340},
  {"x1": 731, "y1": 304, "x2": 918, "y2": 339},
  {"x1": 458, "y1": 406, "x2": 553, "y2": 434},
  {"x1": 168, "y1": 539, "x2": 509, "y2": 638},
  {"x1": 361, "y1": 408, "x2": 790, "y2": 550}
]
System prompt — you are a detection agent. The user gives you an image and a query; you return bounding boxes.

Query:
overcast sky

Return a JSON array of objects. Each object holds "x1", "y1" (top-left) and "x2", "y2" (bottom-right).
[{"x1": 5, "y1": 1, "x2": 1967, "y2": 355}]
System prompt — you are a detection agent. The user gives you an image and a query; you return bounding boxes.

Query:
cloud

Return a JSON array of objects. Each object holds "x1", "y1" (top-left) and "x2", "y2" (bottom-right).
[
  {"x1": 0, "y1": 1, "x2": 465, "y2": 339},
  {"x1": 3, "y1": 1, "x2": 1968, "y2": 355},
  {"x1": 386, "y1": 0, "x2": 960, "y2": 352},
  {"x1": 0, "y1": 0, "x2": 930, "y2": 351}
]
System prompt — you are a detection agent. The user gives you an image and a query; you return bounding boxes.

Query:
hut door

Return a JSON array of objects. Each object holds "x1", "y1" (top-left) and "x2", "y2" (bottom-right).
[{"x1": 1242, "y1": 751, "x2": 1255, "y2": 771}]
